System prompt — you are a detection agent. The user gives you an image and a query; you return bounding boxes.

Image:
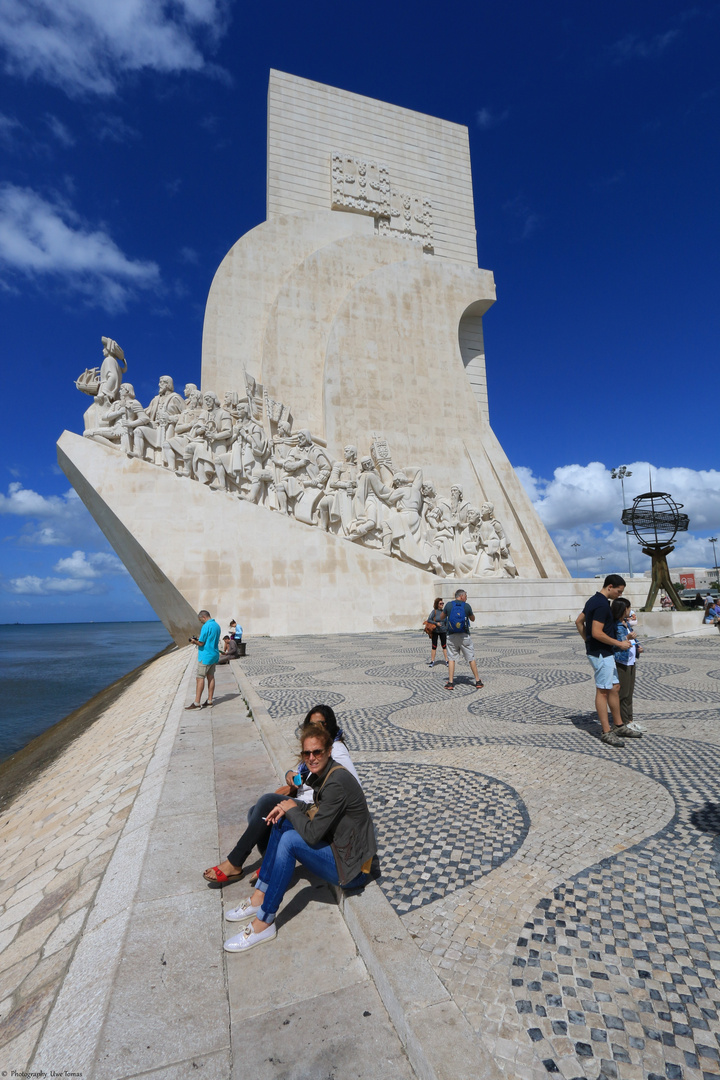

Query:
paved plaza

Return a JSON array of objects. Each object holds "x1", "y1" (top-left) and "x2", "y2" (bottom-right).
[
  {"x1": 1, "y1": 622, "x2": 719, "y2": 1079},
  {"x1": 240, "y1": 623, "x2": 720, "y2": 1080}
]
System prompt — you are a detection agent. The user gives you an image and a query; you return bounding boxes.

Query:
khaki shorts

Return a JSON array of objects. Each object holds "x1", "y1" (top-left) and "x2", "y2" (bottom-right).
[
  {"x1": 446, "y1": 633, "x2": 474, "y2": 662},
  {"x1": 196, "y1": 661, "x2": 216, "y2": 679}
]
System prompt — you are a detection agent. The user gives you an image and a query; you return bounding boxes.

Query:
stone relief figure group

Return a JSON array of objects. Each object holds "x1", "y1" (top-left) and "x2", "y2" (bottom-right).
[{"x1": 75, "y1": 338, "x2": 518, "y2": 580}]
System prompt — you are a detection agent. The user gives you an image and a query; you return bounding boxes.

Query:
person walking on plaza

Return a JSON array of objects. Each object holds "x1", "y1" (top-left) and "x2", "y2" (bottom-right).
[
  {"x1": 186, "y1": 609, "x2": 221, "y2": 710},
  {"x1": 575, "y1": 575, "x2": 642, "y2": 747},
  {"x1": 426, "y1": 596, "x2": 449, "y2": 667},
  {"x1": 444, "y1": 589, "x2": 483, "y2": 691}
]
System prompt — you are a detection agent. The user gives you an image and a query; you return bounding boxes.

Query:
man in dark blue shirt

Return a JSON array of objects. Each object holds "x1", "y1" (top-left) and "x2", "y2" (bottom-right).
[{"x1": 575, "y1": 574, "x2": 641, "y2": 747}]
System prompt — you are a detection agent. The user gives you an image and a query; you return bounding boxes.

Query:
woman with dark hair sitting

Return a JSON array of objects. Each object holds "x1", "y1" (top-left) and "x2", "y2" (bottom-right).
[
  {"x1": 223, "y1": 722, "x2": 376, "y2": 952},
  {"x1": 202, "y1": 704, "x2": 360, "y2": 886}
]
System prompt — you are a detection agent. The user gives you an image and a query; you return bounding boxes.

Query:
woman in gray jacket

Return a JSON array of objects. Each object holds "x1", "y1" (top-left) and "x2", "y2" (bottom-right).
[{"x1": 224, "y1": 723, "x2": 377, "y2": 953}]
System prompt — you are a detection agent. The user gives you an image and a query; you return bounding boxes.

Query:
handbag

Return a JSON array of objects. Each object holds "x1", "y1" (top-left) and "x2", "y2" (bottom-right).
[
  {"x1": 306, "y1": 765, "x2": 344, "y2": 820},
  {"x1": 422, "y1": 620, "x2": 436, "y2": 637}
]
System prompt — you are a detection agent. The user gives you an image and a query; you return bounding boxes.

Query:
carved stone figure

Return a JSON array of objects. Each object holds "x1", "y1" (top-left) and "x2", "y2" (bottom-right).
[
  {"x1": 220, "y1": 403, "x2": 269, "y2": 500},
  {"x1": 222, "y1": 391, "x2": 241, "y2": 421},
  {"x1": 474, "y1": 502, "x2": 517, "y2": 578},
  {"x1": 421, "y1": 481, "x2": 456, "y2": 572},
  {"x1": 83, "y1": 390, "x2": 121, "y2": 447},
  {"x1": 75, "y1": 336, "x2": 127, "y2": 401},
  {"x1": 439, "y1": 485, "x2": 471, "y2": 529},
  {"x1": 163, "y1": 385, "x2": 203, "y2": 472},
  {"x1": 317, "y1": 445, "x2": 358, "y2": 533},
  {"x1": 103, "y1": 383, "x2": 150, "y2": 457},
  {"x1": 346, "y1": 457, "x2": 393, "y2": 548},
  {"x1": 385, "y1": 469, "x2": 445, "y2": 575},
  {"x1": 133, "y1": 376, "x2": 185, "y2": 461},
  {"x1": 182, "y1": 392, "x2": 232, "y2": 485},
  {"x1": 275, "y1": 430, "x2": 332, "y2": 525}
]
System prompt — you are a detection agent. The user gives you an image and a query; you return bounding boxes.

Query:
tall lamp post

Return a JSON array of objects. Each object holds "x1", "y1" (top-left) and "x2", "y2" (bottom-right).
[
  {"x1": 571, "y1": 541, "x2": 580, "y2": 576},
  {"x1": 599, "y1": 554, "x2": 606, "y2": 577},
  {"x1": 710, "y1": 537, "x2": 719, "y2": 587},
  {"x1": 611, "y1": 465, "x2": 633, "y2": 578}
]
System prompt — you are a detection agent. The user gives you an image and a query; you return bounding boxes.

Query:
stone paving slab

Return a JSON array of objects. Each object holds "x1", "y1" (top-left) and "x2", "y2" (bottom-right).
[{"x1": 235, "y1": 625, "x2": 720, "y2": 1080}]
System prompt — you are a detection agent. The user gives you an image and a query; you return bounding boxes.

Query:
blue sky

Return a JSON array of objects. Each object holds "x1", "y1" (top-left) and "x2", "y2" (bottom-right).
[{"x1": 1, "y1": 0, "x2": 718, "y2": 622}]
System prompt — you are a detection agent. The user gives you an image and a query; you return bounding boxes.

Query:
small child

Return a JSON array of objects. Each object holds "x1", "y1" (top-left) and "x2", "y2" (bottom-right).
[{"x1": 612, "y1": 598, "x2": 645, "y2": 733}]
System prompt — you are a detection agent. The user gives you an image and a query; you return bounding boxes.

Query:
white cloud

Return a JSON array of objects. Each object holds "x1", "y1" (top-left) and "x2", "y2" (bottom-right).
[
  {"x1": 53, "y1": 549, "x2": 126, "y2": 578},
  {"x1": 0, "y1": 0, "x2": 229, "y2": 96},
  {"x1": 517, "y1": 461, "x2": 720, "y2": 576},
  {"x1": 0, "y1": 109, "x2": 20, "y2": 146},
  {"x1": 6, "y1": 573, "x2": 106, "y2": 595},
  {"x1": 95, "y1": 113, "x2": 139, "y2": 143},
  {"x1": 610, "y1": 29, "x2": 679, "y2": 63},
  {"x1": 0, "y1": 184, "x2": 160, "y2": 309},
  {"x1": 0, "y1": 482, "x2": 103, "y2": 546},
  {"x1": 517, "y1": 461, "x2": 720, "y2": 533},
  {"x1": 476, "y1": 107, "x2": 509, "y2": 130},
  {"x1": 502, "y1": 195, "x2": 542, "y2": 240},
  {"x1": 44, "y1": 113, "x2": 74, "y2": 146}
]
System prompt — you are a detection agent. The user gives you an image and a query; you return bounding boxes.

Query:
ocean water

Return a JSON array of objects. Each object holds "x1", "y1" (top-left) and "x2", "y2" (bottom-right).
[{"x1": 0, "y1": 622, "x2": 173, "y2": 762}]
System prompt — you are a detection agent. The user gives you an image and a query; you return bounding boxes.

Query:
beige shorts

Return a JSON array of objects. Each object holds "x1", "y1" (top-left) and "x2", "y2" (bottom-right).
[
  {"x1": 196, "y1": 662, "x2": 216, "y2": 679},
  {"x1": 446, "y1": 633, "x2": 474, "y2": 662}
]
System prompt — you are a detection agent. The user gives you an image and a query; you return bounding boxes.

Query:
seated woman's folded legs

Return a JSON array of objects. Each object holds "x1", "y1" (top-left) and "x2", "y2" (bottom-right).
[
  {"x1": 248, "y1": 819, "x2": 368, "y2": 932},
  {"x1": 214, "y1": 792, "x2": 285, "y2": 878}
]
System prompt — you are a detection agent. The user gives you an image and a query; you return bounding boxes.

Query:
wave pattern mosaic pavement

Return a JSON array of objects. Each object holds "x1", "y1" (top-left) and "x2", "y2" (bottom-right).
[
  {"x1": 241, "y1": 624, "x2": 720, "y2": 1080},
  {"x1": 361, "y1": 760, "x2": 530, "y2": 913}
]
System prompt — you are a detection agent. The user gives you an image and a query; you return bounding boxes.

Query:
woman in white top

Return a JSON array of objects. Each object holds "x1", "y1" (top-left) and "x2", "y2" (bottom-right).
[{"x1": 203, "y1": 704, "x2": 360, "y2": 887}]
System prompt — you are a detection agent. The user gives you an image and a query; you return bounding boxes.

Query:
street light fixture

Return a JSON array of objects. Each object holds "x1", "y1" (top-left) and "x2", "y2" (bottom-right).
[
  {"x1": 710, "y1": 537, "x2": 719, "y2": 587},
  {"x1": 571, "y1": 541, "x2": 580, "y2": 576},
  {"x1": 611, "y1": 465, "x2": 633, "y2": 577},
  {"x1": 599, "y1": 554, "x2": 606, "y2": 577}
]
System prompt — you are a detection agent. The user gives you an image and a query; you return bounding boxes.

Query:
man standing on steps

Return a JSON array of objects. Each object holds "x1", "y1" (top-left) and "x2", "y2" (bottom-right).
[
  {"x1": 186, "y1": 609, "x2": 221, "y2": 710},
  {"x1": 444, "y1": 589, "x2": 484, "y2": 691},
  {"x1": 575, "y1": 574, "x2": 642, "y2": 747}
]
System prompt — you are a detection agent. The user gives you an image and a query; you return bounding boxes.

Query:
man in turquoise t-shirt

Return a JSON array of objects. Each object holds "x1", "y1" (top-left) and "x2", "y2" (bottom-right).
[{"x1": 186, "y1": 609, "x2": 221, "y2": 710}]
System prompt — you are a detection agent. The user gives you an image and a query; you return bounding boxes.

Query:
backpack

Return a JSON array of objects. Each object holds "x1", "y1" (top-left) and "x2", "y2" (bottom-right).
[{"x1": 446, "y1": 600, "x2": 469, "y2": 634}]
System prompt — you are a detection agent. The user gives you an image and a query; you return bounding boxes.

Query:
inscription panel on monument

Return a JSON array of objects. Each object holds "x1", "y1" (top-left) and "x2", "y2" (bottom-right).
[
  {"x1": 331, "y1": 153, "x2": 390, "y2": 216},
  {"x1": 331, "y1": 151, "x2": 433, "y2": 250}
]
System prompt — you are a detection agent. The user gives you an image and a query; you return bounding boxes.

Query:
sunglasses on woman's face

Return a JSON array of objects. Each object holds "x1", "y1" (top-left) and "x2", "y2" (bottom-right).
[{"x1": 302, "y1": 748, "x2": 328, "y2": 759}]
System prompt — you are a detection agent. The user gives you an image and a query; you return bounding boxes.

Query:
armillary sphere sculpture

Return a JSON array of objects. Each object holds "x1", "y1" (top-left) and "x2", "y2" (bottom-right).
[{"x1": 621, "y1": 491, "x2": 690, "y2": 612}]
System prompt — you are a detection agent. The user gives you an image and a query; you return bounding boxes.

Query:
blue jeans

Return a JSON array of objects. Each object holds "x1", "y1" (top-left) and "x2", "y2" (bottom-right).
[{"x1": 257, "y1": 818, "x2": 367, "y2": 923}]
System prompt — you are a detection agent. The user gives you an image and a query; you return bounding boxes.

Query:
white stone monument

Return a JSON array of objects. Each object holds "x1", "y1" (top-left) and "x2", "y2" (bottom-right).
[{"x1": 58, "y1": 71, "x2": 584, "y2": 642}]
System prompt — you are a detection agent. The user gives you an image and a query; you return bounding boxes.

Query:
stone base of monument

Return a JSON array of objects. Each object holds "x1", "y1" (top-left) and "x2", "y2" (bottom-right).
[
  {"x1": 58, "y1": 431, "x2": 653, "y2": 644},
  {"x1": 638, "y1": 611, "x2": 718, "y2": 638}
]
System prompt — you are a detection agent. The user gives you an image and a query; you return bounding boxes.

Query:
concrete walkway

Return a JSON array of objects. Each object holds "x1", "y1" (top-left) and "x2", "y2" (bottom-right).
[{"x1": 0, "y1": 651, "x2": 414, "y2": 1079}]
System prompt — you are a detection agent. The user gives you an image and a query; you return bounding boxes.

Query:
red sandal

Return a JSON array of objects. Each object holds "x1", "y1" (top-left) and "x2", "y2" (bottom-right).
[{"x1": 203, "y1": 865, "x2": 243, "y2": 888}]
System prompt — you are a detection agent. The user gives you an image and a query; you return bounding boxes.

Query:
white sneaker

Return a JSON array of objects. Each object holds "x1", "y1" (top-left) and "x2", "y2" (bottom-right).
[
  {"x1": 225, "y1": 898, "x2": 261, "y2": 922},
  {"x1": 224, "y1": 922, "x2": 276, "y2": 953},
  {"x1": 427, "y1": 660, "x2": 434, "y2": 666},
  {"x1": 625, "y1": 721, "x2": 646, "y2": 733}
]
